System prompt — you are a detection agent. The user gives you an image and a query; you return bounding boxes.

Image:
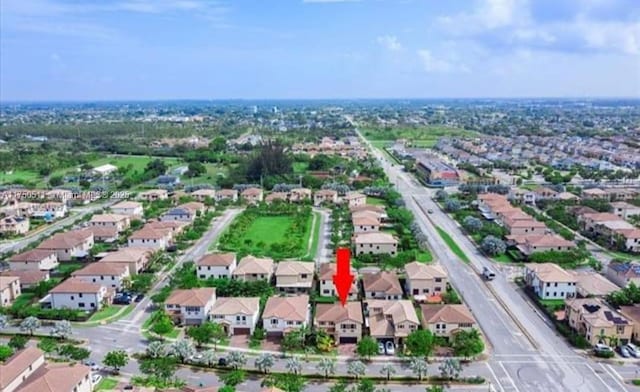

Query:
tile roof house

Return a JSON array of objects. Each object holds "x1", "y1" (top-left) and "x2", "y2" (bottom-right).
[
  {"x1": 275, "y1": 261, "x2": 315, "y2": 294},
  {"x1": 343, "y1": 192, "x2": 366, "y2": 208},
  {"x1": 606, "y1": 261, "x2": 640, "y2": 288},
  {"x1": 0, "y1": 215, "x2": 29, "y2": 235},
  {"x1": 349, "y1": 204, "x2": 386, "y2": 218},
  {"x1": 49, "y1": 277, "x2": 109, "y2": 311},
  {"x1": 365, "y1": 300, "x2": 419, "y2": 345},
  {"x1": 87, "y1": 226, "x2": 120, "y2": 243},
  {"x1": 8, "y1": 249, "x2": 58, "y2": 271},
  {"x1": 505, "y1": 234, "x2": 576, "y2": 256},
  {"x1": 313, "y1": 189, "x2": 338, "y2": 206},
  {"x1": 420, "y1": 304, "x2": 477, "y2": 338},
  {"x1": 265, "y1": 192, "x2": 289, "y2": 204},
  {"x1": 31, "y1": 202, "x2": 67, "y2": 220},
  {"x1": 98, "y1": 247, "x2": 152, "y2": 275},
  {"x1": 71, "y1": 262, "x2": 130, "y2": 289},
  {"x1": 37, "y1": 229, "x2": 94, "y2": 261},
  {"x1": 110, "y1": 200, "x2": 144, "y2": 217},
  {"x1": 565, "y1": 297, "x2": 632, "y2": 346},
  {"x1": 89, "y1": 214, "x2": 131, "y2": 232},
  {"x1": 262, "y1": 295, "x2": 310, "y2": 336},
  {"x1": 161, "y1": 206, "x2": 197, "y2": 223},
  {"x1": 353, "y1": 232, "x2": 398, "y2": 256},
  {"x1": 0, "y1": 276, "x2": 21, "y2": 307},
  {"x1": 362, "y1": 271, "x2": 403, "y2": 300},
  {"x1": 617, "y1": 228, "x2": 640, "y2": 253},
  {"x1": 232, "y1": 255, "x2": 274, "y2": 282},
  {"x1": 523, "y1": 263, "x2": 577, "y2": 300},
  {"x1": 191, "y1": 188, "x2": 217, "y2": 202},
  {"x1": 17, "y1": 361, "x2": 92, "y2": 392},
  {"x1": 138, "y1": 189, "x2": 169, "y2": 201},
  {"x1": 352, "y1": 215, "x2": 381, "y2": 234},
  {"x1": 165, "y1": 288, "x2": 216, "y2": 326},
  {"x1": 209, "y1": 297, "x2": 260, "y2": 336},
  {"x1": 567, "y1": 270, "x2": 619, "y2": 298},
  {"x1": 619, "y1": 305, "x2": 640, "y2": 342},
  {"x1": 611, "y1": 202, "x2": 640, "y2": 220},
  {"x1": 503, "y1": 216, "x2": 548, "y2": 236},
  {"x1": 404, "y1": 262, "x2": 448, "y2": 302},
  {"x1": 318, "y1": 263, "x2": 359, "y2": 300},
  {"x1": 196, "y1": 252, "x2": 237, "y2": 280},
  {"x1": 315, "y1": 302, "x2": 364, "y2": 344},
  {"x1": 582, "y1": 188, "x2": 609, "y2": 200},
  {"x1": 215, "y1": 189, "x2": 238, "y2": 202},
  {"x1": 0, "y1": 347, "x2": 46, "y2": 392},
  {"x1": 241, "y1": 187, "x2": 264, "y2": 204},
  {"x1": 127, "y1": 227, "x2": 171, "y2": 250},
  {"x1": 289, "y1": 188, "x2": 312, "y2": 203},
  {"x1": 0, "y1": 270, "x2": 49, "y2": 290}
]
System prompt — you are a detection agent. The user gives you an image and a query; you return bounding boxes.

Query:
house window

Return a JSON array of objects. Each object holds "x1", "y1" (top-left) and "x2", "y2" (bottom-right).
[
  {"x1": 78, "y1": 302, "x2": 85, "y2": 308},
  {"x1": 71, "y1": 296, "x2": 74, "y2": 300},
  {"x1": 301, "y1": 274, "x2": 308, "y2": 279},
  {"x1": 617, "y1": 326, "x2": 625, "y2": 334},
  {"x1": 90, "y1": 303, "x2": 95, "y2": 308},
  {"x1": 271, "y1": 319, "x2": 278, "y2": 325},
  {"x1": 435, "y1": 278, "x2": 442, "y2": 282}
]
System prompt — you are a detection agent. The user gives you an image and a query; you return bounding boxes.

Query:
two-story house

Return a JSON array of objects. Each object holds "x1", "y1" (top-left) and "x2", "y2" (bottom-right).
[
  {"x1": 191, "y1": 188, "x2": 217, "y2": 202},
  {"x1": 362, "y1": 271, "x2": 403, "y2": 300},
  {"x1": 89, "y1": 214, "x2": 131, "y2": 232},
  {"x1": 344, "y1": 192, "x2": 366, "y2": 208},
  {"x1": 17, "y1": 358, "x2": 92, "y2": 392},
  {"x1": 71, "y1": 262, "x2": 130, "y2": 289},
  {"x1": 0, "y1": 347, "x2": 46, "y2": 392},
  {"x1": 0, "y1": 216, "x2": 29, "y2": 235},
  {"x1": 98, "y1": 247, "x2": 151, "y2": 275},
  {"x1": 606, "y1": 261, "x2": 640, "y2": 288},
  {"x1": 196, "y1": 252, "x2": 237, "y2": 280},
  {"x1": 313, "y1": 189, "x2": 338, "y2": 206},
  {"x1": 315, "y1": 302, "x2": 364, "y2": 344},
  {"x1": 37, "y1": 229, "x2": 94, "y2": 261},
  {"x1": 352, "y1": 215, "x2": 381, "y2": 234},
  {"x1": 262, "y1": 295, "x2": 310, "y2": 337},
  {"x1": 420, "y1": 304, "x2": 477, "y2": 339},
  {"x1": 215, "y1": 189, "x2": 238, "y2": 202},
  {"x1": 265, "y1": 192, "x2": 289, "y2": 204},
  {"x1": 232, "y1": 255, "x2": 274, "y2": 282},
  {"x1": 127, "y1": 227, "x2": 171, "y2": 250},
  {"x1": 275, "y1": 261, "x2": 314, "y2": 294},
  {"x1": 365, "y1": 300, "x2": 419, "y2": 346},
  {"x1": 165, "y1": 288, "x2": 216, "y2": 326},
  {"x1": 506, "y1": 234, "x2": 576, "y2": 256},
  {"x1": 110, "y1": 200, "x2": 144, "y2": 218},
  {"x1": 138, "y1": 189, "x2": 168, "y2": 202},
  {"x1": 404, "y1": 262, "x2": 448, "y2": 301},
  {"x1": 241, "y1": 187, "x2": 264, "y2": 204},
  {"x1": 209, "y1": 297, "x2": 260, "y2": 335},
  {"x1": 31, "y1": 202, "x2": 67, "y2": 220},
  {"x1": 353, "y1": 232, "x2": 398, "y2": 256},
  {"x1": 318, "y1": 263, "x2": 359, "y2": 300},
  {"x1": 503, "y1": 217, "x2": 548, "y2": 235},
  {"x1": 611, "y1": 202, "x2": 640, "y2": 220},
  {"x1": 524, "y1": 263, "x2": 577, "y2": 300},
  {"x1": 289, "y1": 188, "x2": 312, "y2": 203},
  {"x1": 161, "y1": 207, "x2": 197, "y2": 223},
  {"x1": 8, "y1": 249, "x2": 58, "y2": 271},
  {"x1": 49, "y1": 278, "x2": 108, "y2": 311},
  {"x1": 565, "y1": 297, "x2": 633, "y2": 346},
  {"x1": 0, "y1": 276, "x2": 21, "y2": 307}
]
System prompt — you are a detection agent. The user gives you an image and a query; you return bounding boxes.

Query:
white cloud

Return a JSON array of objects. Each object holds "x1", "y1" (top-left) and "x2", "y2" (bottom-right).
[
  {"x1": 417, "y1": 49, "x2": 469, "y2": 73},
  {"x1": 376, "y1": 35, "x2": 403, "y2": 52}
]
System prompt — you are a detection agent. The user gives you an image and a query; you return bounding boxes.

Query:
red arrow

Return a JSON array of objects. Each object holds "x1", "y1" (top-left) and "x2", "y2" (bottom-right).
[{"x1": 333, "y1": 248, "x2": 354, "y2": 307}]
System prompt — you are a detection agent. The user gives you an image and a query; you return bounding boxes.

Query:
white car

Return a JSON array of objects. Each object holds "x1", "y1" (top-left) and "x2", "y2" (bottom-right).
[
  {"x1": 626, "y1": 343, "x2": 640, "y2": 358},
  {"x1": 385, "y1": 341, "x2": 395, "y2": 355}
]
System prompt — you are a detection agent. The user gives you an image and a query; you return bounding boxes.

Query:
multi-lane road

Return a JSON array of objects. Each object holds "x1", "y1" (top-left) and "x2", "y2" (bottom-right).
[{"x1": 358, "y1": 129, "x2": 637, "y2": 392}]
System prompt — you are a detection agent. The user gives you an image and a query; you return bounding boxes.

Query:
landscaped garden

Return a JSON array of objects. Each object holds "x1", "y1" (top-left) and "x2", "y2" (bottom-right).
[{"x1": 216, "y1": 203, "x2": 315, "y2": 260}]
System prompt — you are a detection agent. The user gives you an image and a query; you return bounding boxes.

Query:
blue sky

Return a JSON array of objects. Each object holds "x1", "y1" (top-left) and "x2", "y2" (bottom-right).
[{"x1": 1, "y1": 0, "x2": 639, "y2": 101}]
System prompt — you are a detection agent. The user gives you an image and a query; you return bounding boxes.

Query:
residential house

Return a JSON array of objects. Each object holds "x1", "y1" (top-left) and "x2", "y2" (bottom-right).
[
  {"x1": 523, "y1": 263, "x2": 577, "y2": 299},
  {"x1": 606, "y1": 188, "x2": 639, "y2": 202},
  {"x1": 232, "y1": 255, "x2": 274, "y2": 282},
  {"x1": 0, "y1": 216, "x2": 29, "y2": 235},
  {"x1": 98, "y1": 247, "x2": 152, "y2": 275},
  {"x1": 318, "y1": 263, "x2": 359, "y2": 300},
  {"x1": 619, "y1": 305, "x2": 640, "y2": 342},
  {"x1": 565, "y1": 297, "x2": 632, "y2": 346},
  {"x1": 165, "y1": 288, "x2": 216, "y2": 326},
  {"x1": 351, "y1": 209, "x2": 385, "y2": 224},
  {"x1": 37, "y1": 229, "x2": 94, "y2": 261},
  {"x1": 196, "y1": 252, "x2": 237, "y2": 280},
  {"x1": 349, "y1": 204, "x2": 386, "y2": 218},
  {"x1": 362, "y1": 271, "x2": 403, "y2": 300},
  {"x1": 0, "y1": 201, "x2": 34, "y2": 218},
  {"x1": 611, "y1": 202, "x2": 640, "y2": 220},
  {"x1": 89, "y1": 214, "x2": 130, "y2": 232},
  {"x1": 180, "y1": 202, "x2": 207, "y2": 215},
  {"x1": 191, "y1": 189, "x2": 216, "y2": 202},
  {"x1": 49, "y1": 278, "x2": 109, "y2": 311},
  {"x1": 262, "y1": 295, "x2": 310, "y2": 336},
  {"x1": 209, "y1": 297, "x2": 260, "y2": 335},
  {"x1": 315, "y1": 302, "x2": 364, "y2": 344},
  {"x1": 508, "y1": 188, "x2": 536, "y2": 205},
  {"x1": 567, "y1": 270, "x2": 619, "y2": 298},
  {"x1": 8, "y1": 249, "x2": 58, "y2": 271},
  {"x1": 127, "y1": 227, "x2": 171, "y2": 250},
  {"x1": 344, "y1": 192, "x2": 366, "y2": 208},
  {"x1": 352, "y1": 215, "x2": 381, "y2": 234},
  {"x1": 215, "y1": 189, "x2": 238, "y2": 202},
  {"x1": 420, "y1": 304, "x2": 477, "y2": 338},
  {"x1": 404, "y1": 262, "x2": 448, "y2": 301},
  {"x1": 503, "y1": 216, "x2": 548, "y2": 236},
  {"x1": 0, "y1": 270, "x2": 49, "y2": 290},
  {"x1": 582, "y1": 188, "x2": 609, "y2": 200},
  {"x1": 87, "y1": 226, "x2": 119, "y2": 243},
  {"x1": 275, "y1": 261, "x2": 314, "y2": 294},
  {"x1": 606, "y1": 261, "x2": 640, "y2": 288},
  {"x1": 0, "y1": 347, "x2": 46, "y2": 392},
  {"x1": 110, "y1": 201, "x2": 144, "y2": 218},
  {"x1": 17, "y1": 361, "x2": 93, "y2": 392},
  {"x1": 289, "y1": 188, "x2": 312, "y2": 203},
  {"x1": 313, "y1": 190, "x2": 338, "y2": 206},
  {"x1": 506, "y1": 234, "x2": 576, "y2": 256},
  {"x1": 265, "y1": 192, "x2": 289, "y2": 204},
  {"x1": 533, "y1": 186, "x2": 558, "y2": 201},
  {"x1": 145, "y1": 220, "x2": 187, "y2": 235},
  {"x1": 557, "y1": 192, "x2": 580, "y2": 203},
  {"x1": 578, "y1": 212, "x2": 622, "y2": 233},
  {"x1": 241, "y1": 187, "x2": 264, "y2": 204},
  {"x1": 353, "y1": 232, "x2": 398, "y2": 256},
  {"x1": 161, "y1": 207, "x2": 197, "y2": 223},
  {"x1": 31, "y1": 202, "x2": 67, "y2": 220},
  {"x1": 71, "y1": 262, "x2": 130, "y2": 289},
  {"x1": 139, "y1": 189, "x2": 169, "y2": 201},
  {"x1": 0, "y1": 276, "x2": 21, "y2": 307},
  {"x1": 617, "y1": 229, "x2": 640, "y2": 253},
  {"x1": 365, "y1": 300, "x2": 419, "y2": 345}
]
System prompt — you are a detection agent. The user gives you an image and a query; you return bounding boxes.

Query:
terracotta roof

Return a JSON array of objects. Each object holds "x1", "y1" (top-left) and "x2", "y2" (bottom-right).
[
  {"x1": 90, "y1": 214, "x2": 129, "y2": 223},
  {"x1": 129, "y1": 228, "x2": 168, "y2": 240},
  {"x1": 566, "y1": 297, "x2": 629, "y2": 328},
  {"x1": 265, "y1": 192, "x2": 289, "y2": 201},
  {"x1": 197, "y1": 253, "x2": 236, "y2": 267},
  {"x1": 210, "y1": 297, "x2": 260, "y2": 316},
  {"x1": 0, "y1": 347, "x2": 44, "y2": 389},
  {"x1": 504, "y1": 218, "x2": 547, "y2": 229},
  {"x1": 37, "y1": 229, "x2": 93, "y2": 250},
  {"x1": 233, "y1": 255, "x2": 274, "y2": 276},
  {"x1": 179, "y1": 202, "x2": 206, "y2": 212},
  {"x1": 582, "y1": 212, "x2": 622, "y2": 223},
  {"x1": 315, "y1": 302, "x2": 363, "y2": 324},
  {"x1": 583, "y1": 188, "x2": 607, "y2": 195},
  {"x1": 72, "y1": 262, "x2": 128, "y2": 277},
  {"x1": 525, "y1": 263, "x2": 576, "y2": 283},
  {"x1": 420, "y1": 304, "x2": 475, "y2": 325},
  {"x1": 241, "y1": 187, "x2": 262, "y2": 196},
  {"x1": 353, "y1": 232, "x2": 398, "y2": 245},
  {"x1": 349, "y1": 204, "x2": 385, "y2": 214},
  {"x1": 217, "y1": 189, "x2": 238, "y2": 196},
  {"x1": 291, "y1": 188, "x2": 311, "y2": 195},
  {"x1": 88, "y1": 226, "x2": 119, "y2": 238},
  {"x1": 568, "y1": 271, "x2": 619, "y2": 297},
  {"x1": 344, "y1": 192, "x2": 365, "y2": 200},
  {"x1": 362, "y1": 271, "x2": 402, "y2": 294},
  {"x1": 404, "y1": 262, "x2": 447, "y2": 280},
  {"x1": 140, "y1": 189, "x2": 168, "y2": 196},
  {"x1": 18, "y1": 362, "x2": 91, "y2": 392},
  {"x1": 166, "y1": 288, "x2": 215, "y2": 307},
  {"x1": 525, "y1": 234, "x2": 575, "y2": 248},
  {"x1": 262, "y1": 295, "x2": 309, "y2": 321},
  {"x1": 352, "y1": 216, "x2": 381, "y2": 226},
  {"x1": 367, "y1": 300, "x2": 419, "y2": 337},
  {"x1": 9, "y1": 249, "x2": 56, "y2": 263},
  {"x1": 351, "y1": 210, "x2": 383, "y2": 221},
  {"x1": 0, "y1": 275, "x2": 19, "y2": 289},
  {"x1": 318, "y1": 263, "x2": 357, "y2": 280},
  {"x1": 0, "y1": 270, "x2": 48, "y2": 286},
  {"x1": 49, "y1": 277, "x2": 103, "y2": 294},
  {"x1": 557, "y1": 192, "x2": 579, "y2": 200},
  {"x1": 314, "y1": 189, "x2": 337, "y2": 197},
  {"x1": 275, "y1": 261, "x2": 314, "y2": 276},
  {"x1": 99, "y1": 247, "x2": 151, "y2": 262},
  {"x1": 191, "y1": 189, "x2": 216, "y2": 196},
  {"x1": 111, "y1": 201, "x2": 143, "y2": 209}
]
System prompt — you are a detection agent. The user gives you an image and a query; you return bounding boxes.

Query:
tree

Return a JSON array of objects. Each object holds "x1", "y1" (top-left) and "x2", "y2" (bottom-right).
[
  {"x1": 255, "y1": 353, "x2": 275, "y2": 374},
  {"x1": 435, "y1": 190, "x2": 448, "y2": 201},
  {"x1": 37, "y1": 338, "x2": 57, "y2": 354},
  {"x1": 139, "y1": 357, "x2": 178, "y2": 383},
  {"x1": 347, "y1": 360, "x2": 366, "y2": 380},
  {"x1": 50, "y1": 320, "x2": 72, "y2": 340},
  {"x1": 151, "y1": 313, "x2": 174, "y2": 335},
  {"x1": 8, "y1": 335, "x2": 28, "y2": 350},
  {"x1": 0, "y1": 315, "x2": 8, "y2": 330},
  {"x1": 286, "y1": 357, "x2": 302, "y2": 375},
  {"x1": 405, "y1": 330, "x2": 435, "y2": 358},
  {"x1": 316, "y1": 333, "x2": 334, "y2": 353},
  {"x1": 451, "y1": 329, "x2": 484, "y2": 358},
  {"x1": 481, "y1": 235, "x2": 506, "y2": 256},
  {"x1": 20, "y1": 316, "x2": 40, "y2": 336},
  {"x1": 444, "y1": 199, "x2": 461, "y2": 212},
  {"x1": 439, "y1": 358, "x2": 462, "y2": 380},
  {"x1": 210, "y1": 323, "x2": 227, "y2": 350},
  {"x1": 227, "y1": 351, "x2": 246, "y2": 370},
  {"x1": 317, "y1": 357, "x2": 337, "y2": 378},
  {"x1": 146, "y1": 341, "x2": 168, "y2": 358},
  {"x1": 103, "y1": 350, "x2": 128, "y2": 374},
  {"x1": 0, "y1": 345, "x2": 13, "y2": 361},
  {"x1": 409, "y1": 357, "x2": 428, "y2": 381},
  {"x1": 356, "y1": 336, "x2": 378, "y2": 360},
  {"x1": 462, "y1": 216, "x2": 483, "y2": 233},
  {"x1": 187, "y1": 322, "x2": 215, "y2": 348},
  {"x1": 263, "y1": 373, "x2": 306, "y2": 392},
  {"x1": 219, "y1": 386, "x2": 235, "y2": 392},
  {"x1": 221, "y1": 370, "x2": 246, "y2": 387},
  {"x1": 425, "y1": 386, "x2": 445, "y2": 392},
  {"x1": 170, "y1": 339, "x2": 195, "y2": 364},
  {"x1": 355, "y1": 378, "x2": 376, "y2": 392},
  {"x1": 58, "y1": 344, "x2": 90, "y2": 361},
  {"x1": 380, "y1": 363, "x2": 396, "y2": 380},
  {"x1": 49, "y1": 175, "x2": 64, "y2": 187}
]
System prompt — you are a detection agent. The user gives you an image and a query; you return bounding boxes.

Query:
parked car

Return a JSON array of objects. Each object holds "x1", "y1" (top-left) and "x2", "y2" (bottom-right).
[
  {"x1": 594, "y1": 343, "x2": 612, "y2": 353},
  {"x1": 166, "y1": 244, "x2": 178, "y2": 252},
  {"x1": 134, "y1": 294, "x2": 144, "y2": 303},
  {"x1": 217, "y1": 357, "x2": 228, "y2": 367},
  {"x1": 378, "y1": 342, "x2": 385, "y2": 355},
  {"x1": 618, "y1": 346, "x2": 631, "y2": 358},
  {"x1": 123, "y1": 385, "x2": 133, "y2": 390},
  {"x1": 385, "y1": 341, "x2": 395, "y2": 355},
  {"x1": 625, "y1": 343, "x2": 640, "y2": 358},
  {"x1": 113, "y1": 295, "x2": 131, "y2": 305}
]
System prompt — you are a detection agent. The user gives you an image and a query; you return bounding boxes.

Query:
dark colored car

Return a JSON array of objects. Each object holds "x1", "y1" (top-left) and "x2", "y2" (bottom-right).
[
  {"x1": 217, "y1": 357, "x2": 227, "y2": 367},
  {"x1": 134, "y1": 294, "x2": 144, "y2": 303},
  {"x1": 166, "y1": 244, "x2": 178, "y2": 252}
]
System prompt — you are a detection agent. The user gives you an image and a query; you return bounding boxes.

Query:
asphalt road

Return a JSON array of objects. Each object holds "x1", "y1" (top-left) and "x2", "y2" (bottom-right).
[{"x1": 357, "y1": 129, "x2": 636, "y2": 392}]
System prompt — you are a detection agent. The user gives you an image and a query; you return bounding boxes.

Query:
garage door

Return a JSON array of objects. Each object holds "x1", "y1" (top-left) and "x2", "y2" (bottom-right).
[
  {"x1": 339, "y1": 337, "x2": 358, "y2": 344},
  {"x1": 233, "y1": 327, "x2": 251, "y2": 335}
]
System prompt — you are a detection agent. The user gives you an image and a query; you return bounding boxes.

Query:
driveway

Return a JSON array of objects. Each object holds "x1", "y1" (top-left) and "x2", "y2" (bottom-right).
[
  {"x1": 229, "y1": 334, "x2": 250, "y2": 349},
  {"x1": 336, "y1": 343, "x2": 356, "y2": 356},
  {"x1": 261, "y1": 336, "x2": 283, "y2": 352}
]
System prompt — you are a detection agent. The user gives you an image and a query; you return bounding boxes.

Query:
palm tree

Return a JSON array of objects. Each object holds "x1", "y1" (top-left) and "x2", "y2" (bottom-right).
[
  {"x1": 20, "y1": 317, "x2": 40, "y2": 336},
  {"x1": 607, "y1": 335, "x2": 620, "y2": 348},
  {"x1": 380, "y1": 363, "x2": 396, "y2": 381},
  {"x1": 146, "y1": 341, "x2": 167, "y2": 358},
  {"x1": 409, "y1": 357, "x2": 428, "y2": 381},
  {"x1": 202, "y1": 350, "x2": 216, "y2": 368},
  {"x1": 286, "y1": 357, "x2": 302, "y2": 375},
  {"x1": 170, "y1": 339, "x2": 195, "y2": 364},
  {"x1": 255, "y1": 353, "x2": 275, "y2": 374},
  {"x1": 438, "y1": 358, "x2": 462, "y2": 380},
  {"x1": 347, "y1": 360, "x2": 366, "y2": 380},
  {"x1": 317, "y1": 358, "x2": 337, "y2": 379},
  {"x1": 227, "y1": 351, "x2": 247, "y2": 370}
]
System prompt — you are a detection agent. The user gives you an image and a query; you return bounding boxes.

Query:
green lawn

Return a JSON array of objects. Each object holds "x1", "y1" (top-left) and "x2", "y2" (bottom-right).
[
  {"x1": 11, "y1": 293, "x2": 36, "y2": 309},
  {"x1": 539, "y1": 298, "x2": 565, "y2": 307},
  {"x1": 366, "y1": 197, "x2": 386, "y2": 206},
  {"x1": 363, "y1": 126, "x2": 480, "y2": 145},
  {"x1": 95, "y1": 378, "x2": 119, "y2": 391},
  {"x1": 0, "y1": 170, "x2": 40, "y2": 185},
  {"x1": 88, "y1": 305, "x2": 128, "y2": 322},
  {"x1": 303, "y1": 211, "x2": 323, "y2": 260},
  {"x1": 244, "y1": 216, "x2": 293, "y2": 246},
  {"x1": 416, "y1": 250, "x2": 434, "y2": 263},
  {"x1": 293, "y1": 161, "x2": 309, "y2": 174},
  {"x1": 492, "y1": 253, "x2": 514, "y2": 263},
  {"x1": 55, "y1": 263, "x2": 84, "y2": 276},
  {"x1": 435, "y1": 226, "x2": 471, "y2": 263}
]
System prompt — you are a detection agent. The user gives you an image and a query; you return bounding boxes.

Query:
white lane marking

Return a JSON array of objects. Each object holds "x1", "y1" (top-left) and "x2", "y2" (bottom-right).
[
  {"x1": 585, "y1": 363, "x2": 617, "y2": 392},
  {"x1": 499, "y1": 361, "x2": 522, "y2": 392},
  {"x1": 600, "y1": 362, "x2": 629, "y2": 391},
  {"x1": 485, "y1": 362, "x2": 507, "y2": 392}
]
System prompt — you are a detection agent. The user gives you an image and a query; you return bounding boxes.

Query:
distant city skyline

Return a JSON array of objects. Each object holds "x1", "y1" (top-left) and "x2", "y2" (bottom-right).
[{"x1": 1, "y1": 0, "x2": 639, "y2": 101}]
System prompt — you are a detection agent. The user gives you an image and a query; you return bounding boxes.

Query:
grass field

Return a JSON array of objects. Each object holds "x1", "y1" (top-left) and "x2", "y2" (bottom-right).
[
  {"x1": 303, "y1": 211, "x2": 322, "y2": 260},
  {"x1": 363, "y1": 126, "x2": 480, "y2": 144},
  {"x1": 95, "y1": 378, "x2": 119, "y2": 391},
  {"x1": 492, "y1": 254, "x2": 514, "y2": 263},
  {"x1": 55, "y1": 263, "x2": 84, "y2": 276},
  {"x1": 243, "y1": 216, "x2": 293, "y2": 246},
  {"x1": 293, "y1": 161, "x2": 309, "y2": 174},
  {"x1": 0, "y1": 170, "x2": 40, "y2": 185},
  {"x1": 88, "y1": 305, "x2": 127, "y2": 322},
  {"x1": 435, "y1": 226, "x2": 471, "y2": 263},
  {"x1": 366, "y1": 197, "x2": 386, "y2": 206}
]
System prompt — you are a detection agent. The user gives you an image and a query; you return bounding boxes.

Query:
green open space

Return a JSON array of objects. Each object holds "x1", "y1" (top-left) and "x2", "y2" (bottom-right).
[
  {"x1": 363, "y1": 126, "x2": 480, "y2": 147},
  {"x1": 87, "y1": 305, "x2": 129, "y2": 322},
  {"x1": 95, "y1": 378, "x2": 119, "y2": 391},
  {"x1": 244, "y1": 216, "x2": 292, "y2": 245},
  {"x1": 366, "y1": 196, "x2": 386, "y2": 206},
  {"x1": 0, "y1": 170, "x2": 40, "y2": 185},
  {"x1": 293, "y1": 161, "x2": 309, "y2": 174},
  {"x1": 11, "y1": 293, "x2": 36, "y2": 309},
  {"x1": 303, "y1": 211, "x2": 322, "y2": 260},
  {"x1": 55, "y1": 263, "x2": 85, "y2": 276},
  {"x1": 435, "y1": 226, "x2": 470, "y2": 263}
]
